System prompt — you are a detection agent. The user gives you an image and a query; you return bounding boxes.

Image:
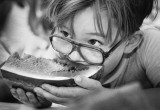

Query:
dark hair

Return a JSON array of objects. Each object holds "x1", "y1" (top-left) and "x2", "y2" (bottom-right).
[
  {"x1": 48, "y1": 0, "x2": 157, "y2": 44},
  {"x1": 39, "y1": 0, "x2": 53, "y2": 32}
]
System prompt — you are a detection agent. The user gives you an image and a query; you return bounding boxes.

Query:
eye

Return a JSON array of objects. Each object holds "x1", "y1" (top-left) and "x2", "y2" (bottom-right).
[
  {"x1": 60, "y1": 30, "x2": 70, "y2": 38},
  {"x1": 88, "y1": 39, "x2": 102, "y2": 47}
]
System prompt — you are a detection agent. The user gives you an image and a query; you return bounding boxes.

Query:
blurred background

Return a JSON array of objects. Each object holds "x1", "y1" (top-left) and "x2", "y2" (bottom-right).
[
  {"x1": 0, "y1": 0, "x2": 56, "y2": 103},
  {"x1": 143, "y1": 0, "x2": 160, "y2": 28}
]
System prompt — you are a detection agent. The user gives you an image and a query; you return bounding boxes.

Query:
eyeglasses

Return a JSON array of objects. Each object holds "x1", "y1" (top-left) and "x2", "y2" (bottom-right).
[{"x1": 49, "y1": 35, "x2": 123, "y2": 65}]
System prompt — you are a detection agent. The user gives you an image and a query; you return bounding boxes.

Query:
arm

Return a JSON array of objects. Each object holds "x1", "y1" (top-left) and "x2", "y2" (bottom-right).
[
  {"x1": 144, "y1": 88, "x2": 160, "y2": 109},
  {"x1": 60, "y1": 83, "x2": 156, "y2": 110}
]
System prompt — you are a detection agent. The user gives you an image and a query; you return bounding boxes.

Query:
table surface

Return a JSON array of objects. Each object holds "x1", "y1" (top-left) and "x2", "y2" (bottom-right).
[{"x1": 0, "y1": 102, "x2": 64, "y2": 110}]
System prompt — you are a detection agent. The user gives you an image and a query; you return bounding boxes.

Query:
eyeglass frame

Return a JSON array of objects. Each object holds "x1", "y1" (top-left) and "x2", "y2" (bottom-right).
[{"x1": 49, "y1": 35, "x2": 123, "y2": 65}]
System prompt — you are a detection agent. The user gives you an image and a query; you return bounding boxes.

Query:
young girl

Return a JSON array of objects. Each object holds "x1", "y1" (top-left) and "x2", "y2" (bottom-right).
[{"x1": 11, "y1": 0, "x2": 160, "y2": 108}]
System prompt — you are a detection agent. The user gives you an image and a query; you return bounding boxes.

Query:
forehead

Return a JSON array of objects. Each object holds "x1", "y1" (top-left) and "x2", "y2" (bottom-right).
[{"x1": 64, "y1": 7, "x2": 109, "y2": 35}]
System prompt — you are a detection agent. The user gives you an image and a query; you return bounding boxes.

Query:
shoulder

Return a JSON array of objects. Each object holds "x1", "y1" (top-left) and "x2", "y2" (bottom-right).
[
  {"x1": 138, "y1": 25, "x2": 160, "y2": 53},
  {"x1": 140, "y1": 25, "x2": 160, "y2": 42},
  {"x1": 137, "y1": 25, "x2": 160, "y2": 86},
  {"x1": 138, "y1": 25, "x2": 160, "y2": 62}
]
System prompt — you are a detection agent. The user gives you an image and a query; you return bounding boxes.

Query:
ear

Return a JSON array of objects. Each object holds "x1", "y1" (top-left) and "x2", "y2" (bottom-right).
[{"x1": 124, "y1": 33, "x2": 143, "y2": 54}]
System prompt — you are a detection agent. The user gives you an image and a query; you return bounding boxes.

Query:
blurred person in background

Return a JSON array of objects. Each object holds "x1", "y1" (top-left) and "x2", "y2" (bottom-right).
[
  {"x1": 0, "y1": 0, "x2": 54, "y2": 102},
  {"x1": 143, "y1": 0, "x2": 160, "y2": 29}
]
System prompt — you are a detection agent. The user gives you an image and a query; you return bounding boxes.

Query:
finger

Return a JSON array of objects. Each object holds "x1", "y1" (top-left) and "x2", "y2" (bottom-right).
[
  {"x1": 34, "y1": 87, "x2": 70, "y2": 105},
  {"x1": 74, "y1": 76, "x2": 103, "y2": 89},
  {"x1": 10, "y1": 88, "x2": 19, "y2": 99},
  {"x1": 40, "y1": 84, "x2": 89, "y2": 98},
  {"x1": 26, "y1": 92, "x2": 40, "y2": 106},
  {"x1": 16, "y1": 88, "x2": 29, "y2": 103},
  {"x1": 26, "y1": 92, "x2": 53, "y2": 108}
]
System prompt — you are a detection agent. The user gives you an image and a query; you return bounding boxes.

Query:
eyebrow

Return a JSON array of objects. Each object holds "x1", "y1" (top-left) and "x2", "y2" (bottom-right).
[
  {"x1": 60, "y1": 25, "x2": 70, "y2": 31},
  {"x1": 61, "y1": 25, "x2": 69, "y2": 29},
  {"x1": 60, "y1": 25, "x2": 105, "y2": 38},
  {"x1": 86, "y1": 32, "x2": 105, "y2": 38}
]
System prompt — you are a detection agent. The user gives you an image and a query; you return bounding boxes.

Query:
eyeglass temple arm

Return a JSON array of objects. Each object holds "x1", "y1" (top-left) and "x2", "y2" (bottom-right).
[{"x1": 104, "y1": 40, "x2": 123, "y2": 57}]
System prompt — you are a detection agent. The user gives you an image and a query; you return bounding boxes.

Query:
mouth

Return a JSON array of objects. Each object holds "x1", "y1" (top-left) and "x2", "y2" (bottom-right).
[{"x1": 53, "y1": 57, "x2": 89, "y2": 72}]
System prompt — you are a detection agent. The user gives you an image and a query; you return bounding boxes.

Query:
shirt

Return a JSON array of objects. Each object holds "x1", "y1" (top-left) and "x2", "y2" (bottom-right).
[{"x1": 102, "y1": 25, "x2": 160, "y2": 89}]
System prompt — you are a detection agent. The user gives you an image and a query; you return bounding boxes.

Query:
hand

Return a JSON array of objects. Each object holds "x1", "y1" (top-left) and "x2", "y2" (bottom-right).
[
  {"x1": 34, "y1": 76, "x2": 104, "y2": 106},
  {"x1": 10, "y1": 88, "x2": 52, "y2": 108}
]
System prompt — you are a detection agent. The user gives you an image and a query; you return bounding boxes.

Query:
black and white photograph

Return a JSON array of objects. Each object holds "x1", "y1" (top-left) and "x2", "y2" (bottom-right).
[{"x1": 0, "y1": 0, "x2": 160, "y2": 110}]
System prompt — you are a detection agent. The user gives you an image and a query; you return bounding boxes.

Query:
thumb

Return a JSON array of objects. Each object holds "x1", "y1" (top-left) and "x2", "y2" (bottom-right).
[{"x1": 74, "y1": 76, "x2": 102, "y2": 90}]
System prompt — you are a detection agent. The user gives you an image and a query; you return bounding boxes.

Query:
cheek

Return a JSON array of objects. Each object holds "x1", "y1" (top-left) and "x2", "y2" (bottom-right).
[{"x1": 102, "y1": 44, "x2": 126, "y2": 76}]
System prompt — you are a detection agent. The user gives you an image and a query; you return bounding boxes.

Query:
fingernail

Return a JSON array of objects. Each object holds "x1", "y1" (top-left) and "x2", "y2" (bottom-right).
[
  {"x1": 26, "y1": 92, "x2": 31, "y2": 97},
  {"x1": 75, "y1": 76, "x2": 82, "y2": 82},
  {"x1": 10, "y1": 89, "x2": 16, "y2": 94},
  {"x1": 41, "y1": 84, "x2": 50, "y2": 89},
  {"x1": 10, "y1": 88, "x2": 15, "y2": 92},
  {"x1": 34, "y1": 88, "x2": 40, "y2": 93}
]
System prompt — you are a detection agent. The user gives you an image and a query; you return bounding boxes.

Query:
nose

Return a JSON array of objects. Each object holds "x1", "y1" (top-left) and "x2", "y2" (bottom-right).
[
  {"x1": 68, "y1": 51, "x2": 84, "y2": 62},
  {"x1": 23, "y1": 37, "x2": 50, "y2": 57}
]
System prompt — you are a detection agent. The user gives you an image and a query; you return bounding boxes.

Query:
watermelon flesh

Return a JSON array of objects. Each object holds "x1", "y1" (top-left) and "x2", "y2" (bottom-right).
[
  {"x1": 1, "y1": 52, "x2": 102, "y2": 80},
  {"x1": 0, "y1": 52, "x2": 102, "y2": 90}
]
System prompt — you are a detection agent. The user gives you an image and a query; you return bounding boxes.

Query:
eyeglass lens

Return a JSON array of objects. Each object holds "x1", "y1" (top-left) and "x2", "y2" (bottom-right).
[
  {"x1": 51, "y1": 36, "x2": 103, "y2": 64},
  {"x1": 80, "y1": 47, "x2": 103, "y2": 63},
  {"x1": 52, "y1": 37, "x2": 73, "y2": 54}
]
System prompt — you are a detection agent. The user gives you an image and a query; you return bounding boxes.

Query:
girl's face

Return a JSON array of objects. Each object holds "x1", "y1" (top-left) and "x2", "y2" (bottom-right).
[{"x1": 53, "y1": 7, "x2": 127, "y2": 75}]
